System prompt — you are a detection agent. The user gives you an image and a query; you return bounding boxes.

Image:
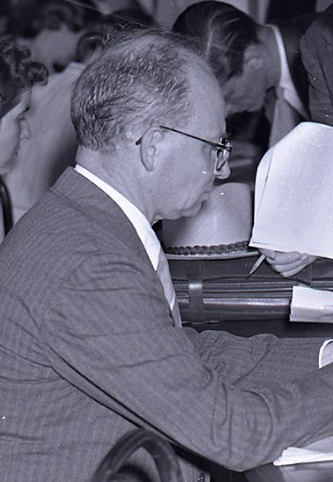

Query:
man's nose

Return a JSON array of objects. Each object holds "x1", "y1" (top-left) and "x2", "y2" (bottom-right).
[
  {"x1": 214, "y1": 161, "x2": 231, "y2": 180},
  {"x1": 20, "y1": 118, "x2": 31, "y2": 141}
]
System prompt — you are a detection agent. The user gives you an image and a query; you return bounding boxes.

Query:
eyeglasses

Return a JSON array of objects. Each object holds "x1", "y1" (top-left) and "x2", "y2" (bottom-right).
[{"x1": 135, "y1": 125, "x2": 232, "y2": 172}]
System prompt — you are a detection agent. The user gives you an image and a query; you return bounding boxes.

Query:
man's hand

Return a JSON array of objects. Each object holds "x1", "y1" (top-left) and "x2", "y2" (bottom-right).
[{"x1": 260, "y1": 249, "x2": 317, "y2": 278}]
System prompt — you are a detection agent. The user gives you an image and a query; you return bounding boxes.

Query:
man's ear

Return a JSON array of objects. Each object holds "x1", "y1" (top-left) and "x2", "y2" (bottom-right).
[
  {"x1": 243, "y1": 44, "x2": 263, "y2": 71},
  {"x1": 139, "y1": 127, "x2": 164, "y2": 172}
]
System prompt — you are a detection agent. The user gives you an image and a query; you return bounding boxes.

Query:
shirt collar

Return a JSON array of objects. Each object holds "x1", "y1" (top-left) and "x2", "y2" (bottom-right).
[
  {"x1": 74, "y1": 164, "x2": 161, "y2": 269},
  {"x1": 268, "y1": 24, "x2": 306, "y2": 116}
]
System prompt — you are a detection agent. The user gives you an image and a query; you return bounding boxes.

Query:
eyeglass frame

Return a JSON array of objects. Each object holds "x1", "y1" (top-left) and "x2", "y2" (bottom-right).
[{"x1": 135, "y1": 125, "x2": 232, "y2": 172}]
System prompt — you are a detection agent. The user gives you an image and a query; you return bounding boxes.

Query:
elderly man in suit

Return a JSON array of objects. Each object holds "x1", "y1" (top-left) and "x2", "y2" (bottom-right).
[
  {"x1": 1, "y1": 27, "x2": 333, "y2": 482},
  {"x1": 173, "y1": 1, "x2": 314, "y2": 147}
]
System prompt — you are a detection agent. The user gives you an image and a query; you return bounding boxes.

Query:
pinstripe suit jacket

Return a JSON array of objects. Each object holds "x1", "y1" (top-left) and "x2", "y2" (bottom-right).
[{"x1": 1, "y1": 167, "x2": 333, "y2": 481}]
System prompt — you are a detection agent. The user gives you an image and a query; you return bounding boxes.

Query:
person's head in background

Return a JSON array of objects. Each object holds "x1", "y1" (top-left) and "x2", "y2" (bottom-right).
[
  {"x1": 0, "y1": 35, "x2": 48, "y2": 173},
  {"x1": 173, "y1": 1, "x2": 280, "y2": 117},
  {"x1": 76, "y1": 6, "x2": 156, "y2": 64},
  {"x1": 7, "y1": 0, "x2": 102, "y2": 73}
]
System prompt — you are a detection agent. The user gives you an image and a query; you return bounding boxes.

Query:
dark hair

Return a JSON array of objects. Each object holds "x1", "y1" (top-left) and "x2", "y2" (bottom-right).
[
  {"x1": 76, "y1": 7, "x2": 156, "y2": 63},
  {"x1": 71, "y1": 28, "x2": 206, "y2": 152},
  {"x1": 110, "y1": 8, "x2": 156, "y2": 30},
  {"x1": 7, "y1": 0, "x2": 101, "y2": 39},
  {"x1": 0, "y1": 35, "x2": 48, "y2": 118},
  {"x1": 173, "y1": 1, "x2": 258, "y2": 83}
]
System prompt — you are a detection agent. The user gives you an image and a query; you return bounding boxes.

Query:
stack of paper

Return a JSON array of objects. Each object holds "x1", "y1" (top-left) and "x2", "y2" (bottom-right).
[
  {"x1": 274, "y1": 436, "x2": 333, "y2": 466},
  {"x1": 250, "y1": 122, "x2": 333, "y2": 323},
  {"x1": 290, "y1": 286, "x2": 333, "y2": 323},
  {"x1": 250, "y1": 122, "x2": 333, "y2": 259}
]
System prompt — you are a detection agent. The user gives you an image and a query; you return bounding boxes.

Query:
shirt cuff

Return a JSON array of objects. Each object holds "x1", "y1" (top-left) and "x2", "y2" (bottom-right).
[{"x1": 319, "y1": 339, "x2": 333, "y2": 368}]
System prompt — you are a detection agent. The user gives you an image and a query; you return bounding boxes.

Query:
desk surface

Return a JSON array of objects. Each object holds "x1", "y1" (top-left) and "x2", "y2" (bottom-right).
[{"x1": 245, "y1": 437, "x2": 333, "y2": 482}]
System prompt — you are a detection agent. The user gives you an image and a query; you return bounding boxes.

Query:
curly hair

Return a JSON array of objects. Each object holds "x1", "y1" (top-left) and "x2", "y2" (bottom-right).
[
  {"x1": 173, "y1": 1, "x2": 258, "y2": 83},
  {"x1": 0, "y1": 35, "x2": 48, "y2": 118}
]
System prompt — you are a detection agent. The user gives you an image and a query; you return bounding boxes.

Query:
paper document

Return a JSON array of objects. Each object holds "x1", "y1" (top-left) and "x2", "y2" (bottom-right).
[
  {"x1": 290, "y1": 286, "x2": 333, "y2": 323},
  {"x1": 250, "y1": 122, "x2": 333, "y2": 259},
  {"x1": 274, "y1": 436, "x2": 333, "y2": 466}
]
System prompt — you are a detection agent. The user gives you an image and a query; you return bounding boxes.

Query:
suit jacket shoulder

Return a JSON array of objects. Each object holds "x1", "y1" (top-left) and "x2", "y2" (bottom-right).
[{"x1": 300, "y1": 5, "x2": 333, "y2": 125}]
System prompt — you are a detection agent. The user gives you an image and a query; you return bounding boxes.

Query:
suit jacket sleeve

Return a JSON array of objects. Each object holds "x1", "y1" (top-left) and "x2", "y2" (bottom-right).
[
  {"x1": 40, "y1": 244, "x2": 333, "y2": 472},
  {"x1": 301, "y1": 5, "x2": 333, "y2": 126}
]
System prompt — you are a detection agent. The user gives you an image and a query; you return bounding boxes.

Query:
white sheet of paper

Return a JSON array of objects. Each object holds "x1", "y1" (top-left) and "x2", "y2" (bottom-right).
[
  {"x1": 250, "y1": 122, "x2": 333, "y2": 259},
  {"x1": 290, "y1": 286, "x2": 333, "y2": 323},
  {"x1": 274, "y1": 436, "x2": 333, "y2": 466},
  {"x1": 274, "y1": 447, "x2": 333, "y2": 466}
]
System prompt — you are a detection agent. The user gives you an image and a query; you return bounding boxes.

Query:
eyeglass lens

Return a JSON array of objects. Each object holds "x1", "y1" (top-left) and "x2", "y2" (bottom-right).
[{"x1": 215, "y1": 142, "x2": 231, "y2": 171}]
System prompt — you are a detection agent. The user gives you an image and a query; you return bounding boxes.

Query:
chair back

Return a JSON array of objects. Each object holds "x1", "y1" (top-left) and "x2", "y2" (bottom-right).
[
  {"x1": 0, "y1": 176, "x2": 13, "y2": 235},
  {"x1": 91, "y1": 428, "x2": 183, "y2": 482}
]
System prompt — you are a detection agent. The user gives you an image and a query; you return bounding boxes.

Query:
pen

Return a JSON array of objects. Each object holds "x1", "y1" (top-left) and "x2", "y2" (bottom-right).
[{"x1": 248, "y1": 254, "x2": 265, "y2": 276}]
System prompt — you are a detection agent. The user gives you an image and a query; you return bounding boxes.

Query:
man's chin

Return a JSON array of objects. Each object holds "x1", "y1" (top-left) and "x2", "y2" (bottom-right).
[
  {"x1": 0, "y1": 158, "x2": 15, "y2": 175},
  {"x1": 181, "y1": 202, "x2": 204, "y2": 218},
  {"x1": 165, "y1": 198, "x2": 208, "y2": 221}
]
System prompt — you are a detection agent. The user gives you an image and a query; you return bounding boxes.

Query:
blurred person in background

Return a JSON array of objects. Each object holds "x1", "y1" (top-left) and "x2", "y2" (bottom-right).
[
  {"x1": 0, "y1": 35, "x2": 48, "y2": 173},
  {"x1": 257, "y1": 3, "x2": 333, "y2": 278},
  {"x1": 7, "y1": 0, "x2": 101, "y2": 73},
  {"x1": 173, "y1": 1, "x2": 314, "y2": 148},
  {"x1": 4, "y1": 5, "x2": 155, "y2": 225},
  {"x1": 0, "y1": 34, "x2": 47, "y2": 239}
]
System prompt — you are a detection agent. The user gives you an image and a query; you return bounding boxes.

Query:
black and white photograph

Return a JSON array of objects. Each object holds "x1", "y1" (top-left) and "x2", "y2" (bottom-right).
[{"x1": 1, "y1": 1, "x2": 333, "y2": 481}]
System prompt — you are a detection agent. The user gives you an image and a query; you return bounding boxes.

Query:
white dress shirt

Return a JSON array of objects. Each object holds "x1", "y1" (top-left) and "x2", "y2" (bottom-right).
[
  {"x1": 269, "y1": 24, "x2": 307, "y2": 117},
  {"x1": 268, "y1": 25, "x2": 309, "y2": 146}
]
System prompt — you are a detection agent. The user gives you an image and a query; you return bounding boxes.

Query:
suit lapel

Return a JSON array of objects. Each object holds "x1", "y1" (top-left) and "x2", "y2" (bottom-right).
[{"x1": 51, "y1": 167, "x2": 180, "y2": 323}]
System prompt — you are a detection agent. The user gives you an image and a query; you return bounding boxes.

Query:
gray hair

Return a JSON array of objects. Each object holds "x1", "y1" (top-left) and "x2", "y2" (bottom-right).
[{"x1": 71, "y1": 28, "x2": 207, "y2": 152}]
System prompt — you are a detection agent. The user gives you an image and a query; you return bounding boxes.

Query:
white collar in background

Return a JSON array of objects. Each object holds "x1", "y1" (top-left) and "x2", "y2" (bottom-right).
[
  {"x1": 74, "y1": 164, "x2": 161, "y2": 269},
  {"x1": 268, "y1": 24, "x2": 307, "y2": 117}
]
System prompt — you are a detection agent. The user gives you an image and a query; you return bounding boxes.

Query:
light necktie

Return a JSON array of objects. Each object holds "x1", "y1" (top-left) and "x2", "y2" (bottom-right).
[{"x1": 156, "y1": 246, "x2": 182, "y2": 327}]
